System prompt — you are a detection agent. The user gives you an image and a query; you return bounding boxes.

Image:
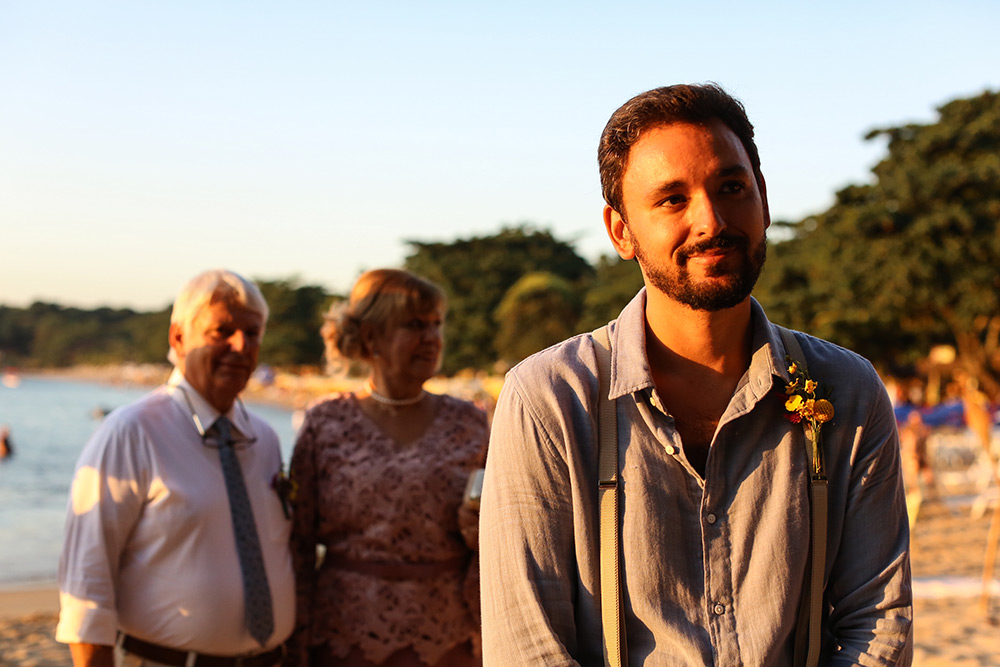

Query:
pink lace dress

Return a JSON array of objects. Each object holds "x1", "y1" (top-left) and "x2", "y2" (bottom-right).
[{"x1": 289, "y1": 393, "x2": 488, "y2": 665}]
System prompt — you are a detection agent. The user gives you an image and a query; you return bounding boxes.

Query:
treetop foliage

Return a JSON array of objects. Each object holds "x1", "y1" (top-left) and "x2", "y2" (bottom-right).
[
  {"x1": 7, "y1": 89, "x2": 997, "y2": 386},
  {"x1": 756, "y1": 89, "x2": 1000, "y2": 395},
  {"x1": 404, "y1": 225, "x2": 598, "y2": 373}
]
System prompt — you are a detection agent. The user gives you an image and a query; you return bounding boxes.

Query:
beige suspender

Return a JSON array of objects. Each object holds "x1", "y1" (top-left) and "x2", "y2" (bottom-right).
[
  {"x1": 594, "y1": 324, "x2": 827, "y2": 667},
  {"x1": 593, "y1": 325, "x2": 625, "y2": 667}
]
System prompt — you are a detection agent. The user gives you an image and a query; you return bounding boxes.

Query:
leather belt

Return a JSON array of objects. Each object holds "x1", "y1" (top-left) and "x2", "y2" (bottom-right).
[
  {"x1": 119, "y1": 634, "x2": 285, "y2": 667},
  {"x1": 326, "y1": 554, "x2": 468, "y2": 580}
]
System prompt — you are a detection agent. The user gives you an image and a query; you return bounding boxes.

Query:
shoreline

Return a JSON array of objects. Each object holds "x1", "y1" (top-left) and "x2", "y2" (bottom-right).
[
  {"x1": 23, "y1": 364, "x2": 503, "y2": 413},
  {"x1": 5, "y1": 368, "x2": 996, "y2": 665},
  {"x1": 3, "y1": 498, "x2": 998, "y2": 665},
  {"x1": 0, "y1": 586, "x2": 59, "y2": 620}
]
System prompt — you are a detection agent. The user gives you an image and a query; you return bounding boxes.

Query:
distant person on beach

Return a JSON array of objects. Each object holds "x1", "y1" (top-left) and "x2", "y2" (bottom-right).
[
  {"x1": 288, "y1": 269, "x2": 487, "y2": 666},
  {"x1": 57, "y1": 269, "x2": 294, "y2": 667},
  {"x1": 479, "y1": 84, "x2": 913, "y2": 665},
  {"x1": 0, "y1": 424, "x2": 12, "y2": 459}
]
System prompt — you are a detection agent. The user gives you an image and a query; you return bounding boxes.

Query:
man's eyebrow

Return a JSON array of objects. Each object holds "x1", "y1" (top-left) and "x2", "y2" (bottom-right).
[
  {"x1": 643, "y1": 164, "x2": 753, "y2": 199},
  {"x1": 648, "y1": 180, "x2": 685, "y2": 197},
  {"x1": 718, "y1": 164, "x2": 751, "y2": 178}
]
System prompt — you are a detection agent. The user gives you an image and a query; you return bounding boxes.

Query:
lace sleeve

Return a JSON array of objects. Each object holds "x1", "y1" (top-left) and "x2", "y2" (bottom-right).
[{"x1": 287, "y1": 409, "x2": 320, "y2": 662}]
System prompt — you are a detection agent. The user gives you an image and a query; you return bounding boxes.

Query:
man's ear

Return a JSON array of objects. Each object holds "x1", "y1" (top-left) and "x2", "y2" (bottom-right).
[
  {"x1": 758, "y1": 172, "x2": 771, "y2": 230},
  {"x1": 168, "y1": 322, "x2": 185, "y2": 361},
  {"x1": 604, "y1": 205, "x2": 636, "y2": 260}
]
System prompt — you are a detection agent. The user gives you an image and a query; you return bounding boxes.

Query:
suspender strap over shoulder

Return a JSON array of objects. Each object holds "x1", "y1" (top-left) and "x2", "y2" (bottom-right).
[
  {"x1": 593, "y1": 324, "x2": 626, "y2": 667},
  {"x1": 779, "y1": 327, "x2": 828, "y2": 667},
  {"x1": 592, "y1": 324, "x2": 826, "y2": 667}
]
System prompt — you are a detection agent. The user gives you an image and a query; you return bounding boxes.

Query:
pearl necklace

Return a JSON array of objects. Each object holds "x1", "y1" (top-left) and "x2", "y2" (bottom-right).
[{"x1": 366, "y1": 380, "x2": 426, "y2": 407}]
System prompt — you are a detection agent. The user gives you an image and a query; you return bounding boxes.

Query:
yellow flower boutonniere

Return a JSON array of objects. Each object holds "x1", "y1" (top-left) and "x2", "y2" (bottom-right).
[{"x1": 782, "y1": 358, "x2": 834, "y2": 478}]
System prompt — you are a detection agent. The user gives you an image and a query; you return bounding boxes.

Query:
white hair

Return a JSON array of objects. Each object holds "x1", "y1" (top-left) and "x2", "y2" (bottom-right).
[{"x1": 167, "y1": 269, "x2": 269, "y2": 366}]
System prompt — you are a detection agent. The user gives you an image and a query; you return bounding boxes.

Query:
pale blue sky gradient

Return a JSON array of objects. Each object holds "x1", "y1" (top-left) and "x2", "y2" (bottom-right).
[{"x1": 2, "y1": 1, "x2": 998, "y2": 309}]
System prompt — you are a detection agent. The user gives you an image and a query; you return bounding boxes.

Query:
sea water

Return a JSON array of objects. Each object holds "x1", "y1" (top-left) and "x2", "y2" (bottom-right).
[{"x1": 0, "y1": 376, "x2": 297, "y2": 587}]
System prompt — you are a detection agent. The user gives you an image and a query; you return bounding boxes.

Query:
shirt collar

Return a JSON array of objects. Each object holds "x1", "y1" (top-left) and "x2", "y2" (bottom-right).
[
  {"x1": 165, "y1": 367, "x2": 253, "y2": 439},
  {"x1": 607, "y1": 290, "x2": 790, "y2": 401},
  {"x1": 748, "y1": 298, "x2": 792, "y2": 398},
  {"x1": 606, "y1": 289, "x2": 655, "y2": 400}
]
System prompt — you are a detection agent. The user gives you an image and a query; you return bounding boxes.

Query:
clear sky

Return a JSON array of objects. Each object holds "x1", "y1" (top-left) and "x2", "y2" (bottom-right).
[{"x1": 2, "y1": 1, "x2": 998, "y2": 310}]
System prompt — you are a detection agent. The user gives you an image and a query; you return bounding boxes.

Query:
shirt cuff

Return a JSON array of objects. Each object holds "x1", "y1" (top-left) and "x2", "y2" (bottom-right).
[{"x1": 55, "y1": 591, "x2": 118, "y2": 646}]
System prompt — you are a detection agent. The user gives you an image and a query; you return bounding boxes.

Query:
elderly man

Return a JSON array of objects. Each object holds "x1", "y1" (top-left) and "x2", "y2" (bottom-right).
[
  {"x1": 480, "y1": 85, "x2": 912, "y2": 665},
  {"x1": 57, "y1": 269, "x2": 294, "y2": 667}
]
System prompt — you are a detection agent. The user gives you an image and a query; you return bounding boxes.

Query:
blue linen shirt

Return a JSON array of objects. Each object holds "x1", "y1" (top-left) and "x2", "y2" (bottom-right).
[{"x1": 480, "y1": 290, "x2": 912, "y2": 666}]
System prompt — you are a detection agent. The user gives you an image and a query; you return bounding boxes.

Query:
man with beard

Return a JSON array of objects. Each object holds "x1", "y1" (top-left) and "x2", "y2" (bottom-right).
[{"x1": 479, "y1": 85, "x2": 912, "y2": 666}]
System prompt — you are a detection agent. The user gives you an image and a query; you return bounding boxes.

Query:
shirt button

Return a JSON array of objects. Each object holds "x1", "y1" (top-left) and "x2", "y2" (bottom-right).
[
  {"x1": 706, "y1": 513, "x2": 717, "y2": 524},
  {"x1": 714, "y1": 603, "x2": 726, "y2": 615},
  {"x1": 664, "y1": 445, "x2": 676, "y2": 455}
]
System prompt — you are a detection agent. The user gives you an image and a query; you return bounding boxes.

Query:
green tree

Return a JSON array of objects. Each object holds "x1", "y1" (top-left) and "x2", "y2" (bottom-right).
[
  {"x1": 124, "y1": 308, "x2": 173, "y2": 363},
  {"x1": 404, "y1": 225, "x2": 593, "y2": 373},
  {"x1": 577, "y1": 254, "x2": 646, "y2": 332},
  {"x1": 494, "y1": 272, "x2": 582, "y2": 367},
  {"x1": 0, "y1": 306, "x2": 35, "y2": 364},
  {"x1": 756, "y1": 90, "x2": 1000, "y2": 394},
  {"x1": 0, "y1": 278, "x2": 334, "y2": 369},
  {"x1": 256, "y1": 278, "x2": 334, "y2": 367}
]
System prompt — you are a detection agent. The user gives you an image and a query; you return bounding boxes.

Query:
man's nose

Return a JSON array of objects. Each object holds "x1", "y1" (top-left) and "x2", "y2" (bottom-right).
[
  {"x1": 690, "y1": 194, "x2": 727, "y2": 236},
  {"x1": 229, "y1": 330, "x2": 249, "y2": 352}
]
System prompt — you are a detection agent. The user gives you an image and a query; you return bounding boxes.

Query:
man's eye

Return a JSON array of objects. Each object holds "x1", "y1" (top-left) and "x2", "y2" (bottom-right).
[
  {"x1": 721, "y1": 181, "x2": 746, "y2": 194},
  {"x1": 659, "y1": 195, "x2": 686, "y2": 207}
]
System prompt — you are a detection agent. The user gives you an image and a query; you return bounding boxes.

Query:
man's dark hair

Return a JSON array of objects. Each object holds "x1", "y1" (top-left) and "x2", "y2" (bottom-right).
[{"x1": 598, "y1": 83, "x2": 761, "y2": 216}]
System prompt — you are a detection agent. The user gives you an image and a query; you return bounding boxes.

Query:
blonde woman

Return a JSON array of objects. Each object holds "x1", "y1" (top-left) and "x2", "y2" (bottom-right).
[{"x1": 289, "y1": 269, "x2": 487, "y2": 666}]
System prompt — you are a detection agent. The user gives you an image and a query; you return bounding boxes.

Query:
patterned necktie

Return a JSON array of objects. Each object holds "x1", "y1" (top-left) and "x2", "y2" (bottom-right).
[{"x1": 214, "y1": 416, "x2": 274, "y2": 646}]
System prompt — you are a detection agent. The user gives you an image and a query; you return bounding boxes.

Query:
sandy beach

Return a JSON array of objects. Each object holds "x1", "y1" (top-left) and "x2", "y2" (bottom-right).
[
  {"x1": 2, "y1": 494, "x2": 997, "y2": 666},
  {"x1": 4, "y1": 367, "x2": 997, "y2": 664}
]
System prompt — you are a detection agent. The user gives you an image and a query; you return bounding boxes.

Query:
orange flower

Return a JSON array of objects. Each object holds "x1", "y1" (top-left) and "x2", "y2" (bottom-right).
[{"x1": 813, "y1": 399, "x2": 834, "y2": 423}]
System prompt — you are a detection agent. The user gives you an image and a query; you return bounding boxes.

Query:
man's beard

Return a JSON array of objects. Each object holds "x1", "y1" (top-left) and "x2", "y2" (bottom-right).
[{"x1": 633, "y1": 234, "x2": 766, "y2": 312}]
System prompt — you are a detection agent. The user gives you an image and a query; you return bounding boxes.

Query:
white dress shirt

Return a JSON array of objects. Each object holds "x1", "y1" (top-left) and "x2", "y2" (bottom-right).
[{"x1": 56, "y1": 369, "x2": 295, "y2": 654}]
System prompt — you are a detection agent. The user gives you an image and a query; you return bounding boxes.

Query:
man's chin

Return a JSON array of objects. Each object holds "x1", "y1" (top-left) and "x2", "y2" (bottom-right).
[
  {"x1": 657, "y1": 276, "x2": 753, "y2": 312},
  {"x1": 213, "y1": 371, "x2": 251, "y2": 395}
]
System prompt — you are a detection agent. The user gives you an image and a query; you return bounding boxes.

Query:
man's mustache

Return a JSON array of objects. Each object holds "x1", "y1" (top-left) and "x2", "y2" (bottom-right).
[{"x1": 677, "y1": 235, "x2": 747, "y2": 265}]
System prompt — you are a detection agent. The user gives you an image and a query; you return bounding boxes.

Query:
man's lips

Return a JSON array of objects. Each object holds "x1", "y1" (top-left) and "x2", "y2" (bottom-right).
[
  {"x1": 690, "y1": 248, "x2": 734, "y2": 258},
  {"x1": 678, "y1": 236, "x2": 746, "y2": 265},
  {"x1": 216, "y1": 360, "x2": 251, "y2": 373}
]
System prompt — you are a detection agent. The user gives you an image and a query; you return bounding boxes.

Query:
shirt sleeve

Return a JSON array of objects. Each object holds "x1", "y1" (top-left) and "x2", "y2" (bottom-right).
[
  {"x1": 461, "y1": 406, "x2": 491, "y2": 633},
  {"x1": 826, "y1": 373, "x2": 913, "y2": 666},
  {"x1": 479, "y1": 372, "x2": 583, "y2": 667},
  {"x1": 56, "y1": 417, "x2": 149, "y2": 646},
  {"x1": 287, "y1": 409, "x2": 320, "y2": 662}
]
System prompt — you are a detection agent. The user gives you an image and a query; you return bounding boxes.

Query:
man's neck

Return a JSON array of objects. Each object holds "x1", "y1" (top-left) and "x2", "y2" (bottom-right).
[
  {"x1": 643, "y1": 290, "x2": 755, "y2": 477},
  {"x1": 169, "y1": 369, "x2": 236, "y2": 416},
  {"x1": 644, "y1": 289, "x2": 754, "y2": 376}
]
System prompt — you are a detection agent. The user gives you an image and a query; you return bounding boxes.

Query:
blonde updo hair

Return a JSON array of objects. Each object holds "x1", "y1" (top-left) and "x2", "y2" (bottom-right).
[{"x1": 322, "y1": 269, "x2": 445, "y2": 369}]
